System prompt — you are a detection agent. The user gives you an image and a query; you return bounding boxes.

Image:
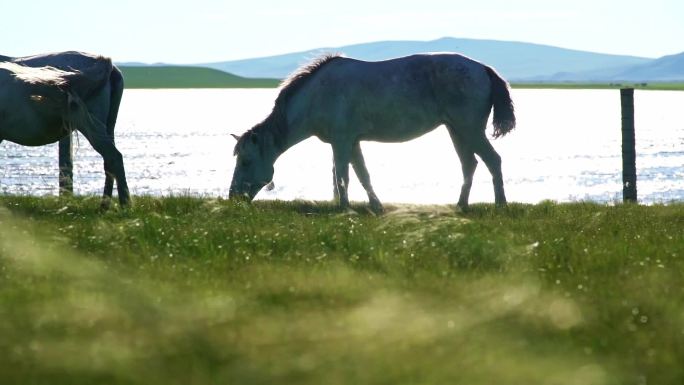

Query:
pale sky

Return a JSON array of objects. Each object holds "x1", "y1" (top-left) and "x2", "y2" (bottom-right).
[{"x1": 2, "y1": 0, "x2": 683, "y2": 63}]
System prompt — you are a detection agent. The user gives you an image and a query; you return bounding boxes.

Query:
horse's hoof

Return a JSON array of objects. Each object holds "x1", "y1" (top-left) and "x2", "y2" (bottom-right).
[
  {"x1": 99, "y1": 198, "x2": 112, "y2": 212},
  {"x1": 456, "y1": 204, "x2": 469, "y2": 213},
  {"x1": 118, "y1": 195, "x2": 132, "y2": 209},
  {"x1": 370, "y1": 202, "x2": 385, "y2": 215}
]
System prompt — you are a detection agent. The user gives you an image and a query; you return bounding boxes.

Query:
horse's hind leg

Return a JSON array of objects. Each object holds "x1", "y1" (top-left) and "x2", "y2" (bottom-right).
[
  {"x1": 470, "y1": 131, "x2": 506, "y2": 206},
  {"x1": 79, "y1": 118, "x2": 130, "y2": 207},
  {"x1": 100, "y1": 166, "x2": 116, "y2": 210},
  {"x1": 101, "y1": 68, "x2": 124, "y2": 209},
  {"x1": 446, "y1": 125, "x2": 478, "y2": 210},
  {"x1": 350, "y1": 142, "x2": 383, "y2": 213}
]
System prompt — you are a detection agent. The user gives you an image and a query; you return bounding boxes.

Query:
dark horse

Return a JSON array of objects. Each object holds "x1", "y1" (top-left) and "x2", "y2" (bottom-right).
[
  {"x1": 230, "y1": 53, "x2": 515, "y2": 212},
  {"x1": 0, "y1": 51, "x2": 128, "y2": 208}
]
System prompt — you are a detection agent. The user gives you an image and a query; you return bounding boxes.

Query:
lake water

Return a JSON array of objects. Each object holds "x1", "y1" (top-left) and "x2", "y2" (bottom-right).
[{"x1": 1, "y1": 89, "x2": 682, "y2": 204}]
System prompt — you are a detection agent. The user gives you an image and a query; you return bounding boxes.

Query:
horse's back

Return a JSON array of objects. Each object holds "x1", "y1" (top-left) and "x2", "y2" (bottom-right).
[
  {"x1": 314, "y1": 53, "x2": 487, "y2": 85},
  {"x1": 290, "y1": 53, "x2": 493, "y2": 142},
  {"x1": 297, "y1": 53, "x2": 491, "y2": 113},
  {"x1": 14, "y1": 51, "x2": 105, "y2": 69}
]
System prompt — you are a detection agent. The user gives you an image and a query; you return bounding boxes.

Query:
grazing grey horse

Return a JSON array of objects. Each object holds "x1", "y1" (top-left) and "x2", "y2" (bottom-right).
[
  {"x1": 230, "y1": 53, "x2": 515, "y2": 212},
  {"x1": 0, "y1": 52, "x2": 128, "y2": 208}
]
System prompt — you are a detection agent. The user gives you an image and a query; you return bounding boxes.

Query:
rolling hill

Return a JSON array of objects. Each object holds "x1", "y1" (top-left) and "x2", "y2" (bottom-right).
[{"x1": 119, "y1": 66, "x2": 279, "y2": 88}]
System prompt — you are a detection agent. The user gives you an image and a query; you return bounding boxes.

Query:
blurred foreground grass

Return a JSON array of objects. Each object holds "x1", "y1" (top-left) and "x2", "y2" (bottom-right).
[{"x1": 0, "y1": 196, "x2": 682, "y2": 385}]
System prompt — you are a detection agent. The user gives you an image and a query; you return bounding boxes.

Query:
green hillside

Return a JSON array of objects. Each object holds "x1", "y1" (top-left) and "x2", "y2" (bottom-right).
[
  {"x1": 118, "y1": 65, "x2": 684, "y2": 90},
  {"x1": 119, "y1": 66, "x2": 280, "y2": 89}
]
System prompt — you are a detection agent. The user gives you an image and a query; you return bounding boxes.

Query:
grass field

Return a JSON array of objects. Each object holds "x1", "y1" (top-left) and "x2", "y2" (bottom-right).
[
  {"x1": 1, "y1": 196, "x2": 683, "y2": 384},
  {"x1": 119, "y1": 66, "x2": 280, "y2": 89}
]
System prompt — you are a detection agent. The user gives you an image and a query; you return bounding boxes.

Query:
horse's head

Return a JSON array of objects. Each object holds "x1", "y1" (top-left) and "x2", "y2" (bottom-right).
[{"x1": 230, "y1": 131, "x2": 276, "y2": 201}]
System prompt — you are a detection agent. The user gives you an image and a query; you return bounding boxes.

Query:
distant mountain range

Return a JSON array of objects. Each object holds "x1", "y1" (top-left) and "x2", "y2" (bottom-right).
[
  {"x1": 192, "y1": 37, "x2": 683, "y2": 82},
  {"x1": 609, "y1": 52, "x2": 684, "y2": 81},
  {"x1": 116, "y1": 37, "x2": 684, "y2": 84}
]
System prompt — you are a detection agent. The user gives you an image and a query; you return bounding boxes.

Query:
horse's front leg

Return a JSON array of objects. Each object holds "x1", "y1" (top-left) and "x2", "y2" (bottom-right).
[
  {"x1": 331, "y1": 155, "x2": 339, "y2": 202},
  {"x1": 350, "y1": 141, "x2": 383, "y2": 214},
  {"x1": 331, "y1": 144, "x2": 352, "y2": 210}
]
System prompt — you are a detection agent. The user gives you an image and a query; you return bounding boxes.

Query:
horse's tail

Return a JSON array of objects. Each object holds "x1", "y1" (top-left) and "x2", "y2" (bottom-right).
[
  {"x1": 59, "y1": 57, "x2": 114, "y2": 135},
  {"x1": 484, "y1": 65, "x2": 516, "y2": 138},
  {"x1": 60, "y1": 91, "x2": 85, "y2": 134}
]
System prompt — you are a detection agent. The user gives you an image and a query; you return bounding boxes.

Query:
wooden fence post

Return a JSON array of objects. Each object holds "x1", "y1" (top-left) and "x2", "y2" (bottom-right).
[
  {"x1": 58, "y1": 133, "x2": 73, "y2": 196},
  {"x1": 620, "y1": 88, "x2": 637, "y2": 203}
]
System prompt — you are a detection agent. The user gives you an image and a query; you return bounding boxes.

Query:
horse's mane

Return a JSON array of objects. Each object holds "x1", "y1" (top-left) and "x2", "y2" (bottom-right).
[
  {"x1": 0, "y1": 62, "x2": 76, "y2": 86},
  {"x1": 276, "y1": 53, "x2": 342, "y2": 107},
  {"x1": 234, "y1": 53, "x2": 342, "y2": 154}
]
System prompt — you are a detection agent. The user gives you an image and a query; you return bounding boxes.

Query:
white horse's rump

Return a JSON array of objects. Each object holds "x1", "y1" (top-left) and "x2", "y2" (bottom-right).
[
  {"x1": 231, "y1": 53, "x2": 515, "y2": 212},
  {"x1": 0, "y1": 62, "x2": 74, "y2": 86}
]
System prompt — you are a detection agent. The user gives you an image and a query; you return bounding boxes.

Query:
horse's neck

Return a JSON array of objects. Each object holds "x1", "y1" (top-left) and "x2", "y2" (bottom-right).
[
  {"x1": 280, "y1": 102, "x2": 317, "y2": 152},
  {"x1": 266, "y1": 112, "x2": 311, "y2": 156},
  {"x1": 282, "y1": 123, "x2": 311, "y2": 151}
]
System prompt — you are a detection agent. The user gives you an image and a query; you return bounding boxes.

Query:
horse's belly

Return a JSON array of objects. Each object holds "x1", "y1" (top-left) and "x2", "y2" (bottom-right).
[
  {"x1": 361, "y1": 129, "x2": 434, "y2": 143},
  {"x1": 0, "y1": 114, "x2": 66, "y2": 146},
  {"x1": 360, "y1": 118, "x2": 441, "y2": 143}
]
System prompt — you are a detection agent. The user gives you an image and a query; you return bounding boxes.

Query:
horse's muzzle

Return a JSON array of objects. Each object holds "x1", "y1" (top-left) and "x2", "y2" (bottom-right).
[
  {"x1": 229, "y1": 182, "x2": 260, "y2": 201},
  {"x1": 229, "y1": 187, "x2": 252, "y2": 201}
]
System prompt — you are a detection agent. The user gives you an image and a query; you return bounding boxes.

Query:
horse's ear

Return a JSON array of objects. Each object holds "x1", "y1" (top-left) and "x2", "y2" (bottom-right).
[{"x1": 230, "y1": 134, "x2": 240, "y2": 141}]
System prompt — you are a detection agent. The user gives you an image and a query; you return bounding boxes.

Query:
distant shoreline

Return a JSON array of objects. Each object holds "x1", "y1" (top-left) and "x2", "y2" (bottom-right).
[
  {"x1": 510, "y1": 82, "x2": 684, "y2": 91},
  {"x1": 120, "y1": 66, "x2": 684, "y2": 91}
]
